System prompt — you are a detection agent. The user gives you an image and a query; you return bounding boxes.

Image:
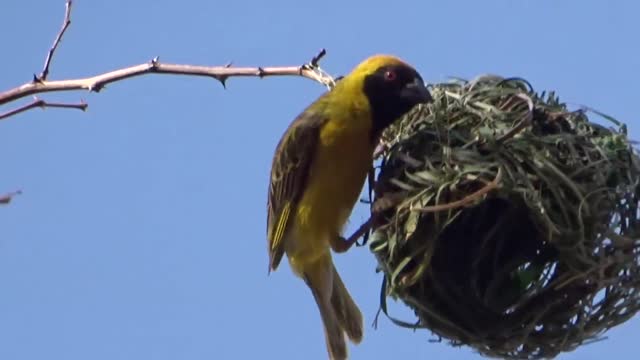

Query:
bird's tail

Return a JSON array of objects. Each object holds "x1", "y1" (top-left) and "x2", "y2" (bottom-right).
[
  {"x1": 304, "y1": 255, "x2": 363, "y2": 360},
  {"x1": 330, "y1": 263, "x2": 363, "y2": 344}
]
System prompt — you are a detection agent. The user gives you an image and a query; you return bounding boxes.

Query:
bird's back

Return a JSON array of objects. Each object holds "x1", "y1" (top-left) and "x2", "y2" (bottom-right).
[{"x1": 286, "y1": 93, "x2": 375, "y2": 272}]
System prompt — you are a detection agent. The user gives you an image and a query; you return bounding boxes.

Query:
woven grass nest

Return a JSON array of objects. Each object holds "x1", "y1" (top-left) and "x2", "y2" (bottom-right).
[{"x1": 368, "y1": 75, "x2": 640, "y2": 359}]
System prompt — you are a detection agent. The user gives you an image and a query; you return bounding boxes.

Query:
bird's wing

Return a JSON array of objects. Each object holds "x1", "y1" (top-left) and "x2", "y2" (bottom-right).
[{"x1": 267, "y1": 110, "x2": 327, "y2": 272}]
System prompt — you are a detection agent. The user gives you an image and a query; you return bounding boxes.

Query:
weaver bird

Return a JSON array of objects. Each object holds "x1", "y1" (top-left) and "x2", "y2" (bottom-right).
[{"x1": 267, "y1": 55, "x2": 431, "y2": 359}]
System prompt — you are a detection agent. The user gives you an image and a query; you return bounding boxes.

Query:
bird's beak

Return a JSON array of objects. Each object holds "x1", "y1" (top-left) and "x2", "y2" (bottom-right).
[{"x1": 401, "y1": 77, "x2": 432, "y2": 104}]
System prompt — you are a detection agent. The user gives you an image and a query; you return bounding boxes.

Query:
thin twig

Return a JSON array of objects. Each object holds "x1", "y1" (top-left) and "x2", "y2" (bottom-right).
[
  {"x1": 37, "y1": 0, "x2": 73, "y2": 82},
  {"x1": 0, "y1": 190, "x2": 22, "y2": 205},
  {"x1": 0, "y1": 51, "x2": 335, "y2": 107},
  {"x1": 0, "y1": 97, "x2": 87, "y2": 120}
]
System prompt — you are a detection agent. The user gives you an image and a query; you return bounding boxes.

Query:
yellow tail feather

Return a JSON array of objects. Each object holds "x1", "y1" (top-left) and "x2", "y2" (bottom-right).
[
  {"x1": 330, "y1": 263, "x2": 363, "y2": 344},
  {"x1": 303, "y1": 255, "x2": 363, "y2": 360}
]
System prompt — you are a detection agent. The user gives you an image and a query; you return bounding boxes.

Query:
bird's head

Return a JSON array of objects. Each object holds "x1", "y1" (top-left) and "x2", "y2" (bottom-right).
[{"x1": 346, "y1": 55, "x2": 432, "y2": 137}]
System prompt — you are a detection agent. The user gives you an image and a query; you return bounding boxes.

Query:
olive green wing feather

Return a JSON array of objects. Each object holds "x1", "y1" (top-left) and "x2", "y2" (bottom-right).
[{"x1": 267, "y1": 110, "x2": 327, "y2": 272}]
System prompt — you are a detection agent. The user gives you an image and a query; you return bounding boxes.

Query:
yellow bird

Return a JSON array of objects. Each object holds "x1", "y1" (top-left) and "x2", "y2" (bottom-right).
[{"x1": 267, "y1": 55, "x2": 431, "y2": 359}]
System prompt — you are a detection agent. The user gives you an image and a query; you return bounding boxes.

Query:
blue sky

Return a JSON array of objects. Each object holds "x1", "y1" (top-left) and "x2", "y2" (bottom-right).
[{"x1": 1, "y1": 0, "x2": 638, "y2": 359}]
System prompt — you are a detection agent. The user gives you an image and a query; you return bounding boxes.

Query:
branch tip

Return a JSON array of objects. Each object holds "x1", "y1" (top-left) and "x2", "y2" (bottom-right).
[
  {"x1": 0, "y1": 98, "x2": 88, "y2": 120},
  {"x1": 37, "y1": 0, "x2": 74, "y2": 81},
  {"x1": 0, "y1": 190, "x2": 22, "y2": 205}
]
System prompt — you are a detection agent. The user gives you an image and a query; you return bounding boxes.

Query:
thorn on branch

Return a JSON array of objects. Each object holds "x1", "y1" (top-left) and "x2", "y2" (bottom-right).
[
  {"x1": 298, "y1": 49, "x2": 335, "y2": 90},
  {"x1": 257, "y1": 67, "x2": 265, "y2": 78},
  {"x1": 218, "y1": 76, "x2": 228, "y2": 89},
  {"x1": 88, "y1": 83, "x2": 104, "y2": 93},
  {"x1": 310, "y1": 48, "x2": 327, "y2": 67},
  {"x1": 225, "y1": 61, "x2": 233, "y2": 68},
  {"x1": 149, "y1": 56, "x2": 160, "y2": 72}
]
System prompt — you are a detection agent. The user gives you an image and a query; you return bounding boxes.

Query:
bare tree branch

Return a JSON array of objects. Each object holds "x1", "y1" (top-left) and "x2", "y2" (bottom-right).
[
  {"x1": 0, "y1": 97, "x2": 87, "y2": 121},
  {"x1": 36, "y1": 0, "x2": 73, "y2": 82},
  {"x1": 0, "y1": 1, "x2": 336, "y2": 120},
  {"x1": 0, "y1": 55, "x2": 335, "y2": 108},
  {"x1": 0, "y1": 1, "x2": 339, "y2": 206}
]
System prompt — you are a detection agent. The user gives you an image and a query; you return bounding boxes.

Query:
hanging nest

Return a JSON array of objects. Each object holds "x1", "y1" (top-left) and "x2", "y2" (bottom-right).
[{"x1": 368, "y1": 75, "x2": 640, "y2": 359}]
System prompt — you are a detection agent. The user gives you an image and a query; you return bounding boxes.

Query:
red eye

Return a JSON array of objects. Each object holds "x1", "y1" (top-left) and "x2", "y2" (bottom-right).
[{"x1": 384, "y1": 70, "x2": 397, "y2": 81}]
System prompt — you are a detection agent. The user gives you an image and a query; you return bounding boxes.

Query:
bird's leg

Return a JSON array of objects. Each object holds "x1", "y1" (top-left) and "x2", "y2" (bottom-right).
[
  {"x1": 330, "y1": 191, "x2": 408, "y2": 254},
  {"x1": 329, "y1": 234, "x2": 357, "y2": 253}
]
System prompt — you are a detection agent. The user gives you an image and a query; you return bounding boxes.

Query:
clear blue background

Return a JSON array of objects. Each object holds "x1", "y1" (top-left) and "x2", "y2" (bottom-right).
[{"x1": 1, "y1": 0, "x2": 638, "y2": 359}]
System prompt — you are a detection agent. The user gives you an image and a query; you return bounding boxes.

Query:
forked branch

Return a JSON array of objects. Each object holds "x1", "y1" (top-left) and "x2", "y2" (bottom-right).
[{"x1": 0, "y1": 1, "x2": 336, "y2": 120}]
